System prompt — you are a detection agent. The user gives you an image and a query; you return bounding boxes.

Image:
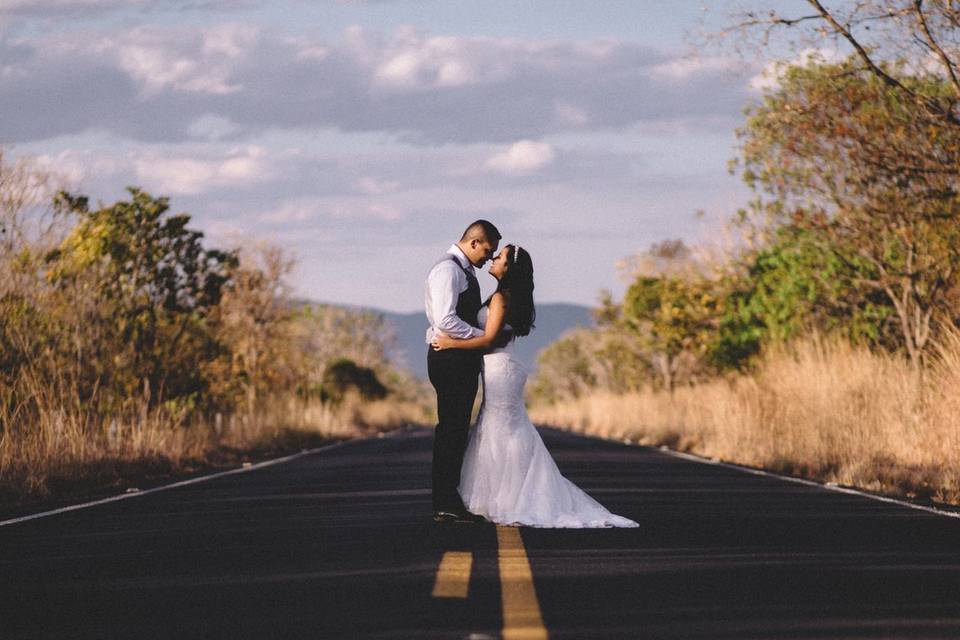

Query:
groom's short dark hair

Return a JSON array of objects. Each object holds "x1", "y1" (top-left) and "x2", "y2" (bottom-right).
[{"x1": 461, "y1": 219, "x2": 501, "y2": 243}]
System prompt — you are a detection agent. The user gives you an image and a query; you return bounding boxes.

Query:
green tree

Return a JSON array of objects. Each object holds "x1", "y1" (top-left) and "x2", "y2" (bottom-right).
[
  {"x1": 322, "y1": 358, "x2": 388, "y2": 406},
  {"x1": 46, "y1": 187, "x2": 236, "y2": 413},
  {"x1": 529, "y1": 323, "x2": 649, "y2": 404},
  {"x1": 714, "y1": 226, "x2": 896, "y2": 369},
  {"x1": 735, "y1": 56, "x2": 960, "y2": 365},
  {"x1": 614, "y1": 239, "x2": 722, "y2": 391},
  {"x1": 211, "y1": 243, "x2": 297, "y2": 415},
  {"x1": 622, "y1": 274, "x2": 719, "y2": 391}
]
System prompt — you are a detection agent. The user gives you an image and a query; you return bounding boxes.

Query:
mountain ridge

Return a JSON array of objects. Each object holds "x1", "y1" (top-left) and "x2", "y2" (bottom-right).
[
  {"x1": 381, "y1": 302, "x2": 595, "y2": 378},
  {"x1": 297, "y1": 299, "x2": 595, "y2": 378}
]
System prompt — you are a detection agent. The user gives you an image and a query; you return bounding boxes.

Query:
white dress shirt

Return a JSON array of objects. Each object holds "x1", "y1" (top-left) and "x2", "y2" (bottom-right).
[{"x1": 424, "y1": 244, "x2": 486, "y2": 344}]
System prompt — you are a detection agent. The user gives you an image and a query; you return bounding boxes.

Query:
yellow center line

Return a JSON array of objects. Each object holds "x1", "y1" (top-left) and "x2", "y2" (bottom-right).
[
  {"x1": 432, "y1": 551, "x2": 473, "y2": 599},
  {"x1": 497, "y1": 525, "x2": 549, "y2": 640}
]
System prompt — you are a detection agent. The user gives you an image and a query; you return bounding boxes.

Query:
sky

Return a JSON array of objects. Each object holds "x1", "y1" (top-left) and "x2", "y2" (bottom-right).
[{"x1": 1, "y1": 0, "x2": 812, "y2": 311}]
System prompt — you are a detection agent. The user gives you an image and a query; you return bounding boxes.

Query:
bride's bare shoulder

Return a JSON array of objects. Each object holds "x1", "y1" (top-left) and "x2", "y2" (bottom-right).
[{"x1": 489, "y1": 291, "x2": 508, "y2": 308}]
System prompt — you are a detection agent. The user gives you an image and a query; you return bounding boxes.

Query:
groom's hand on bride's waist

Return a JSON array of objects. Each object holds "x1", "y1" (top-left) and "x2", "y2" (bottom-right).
[{"x1": 431, "y1": 331, "x2": 452, "y2": 350}]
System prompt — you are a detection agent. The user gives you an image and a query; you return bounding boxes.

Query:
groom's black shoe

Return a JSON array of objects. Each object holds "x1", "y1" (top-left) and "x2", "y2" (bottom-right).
[{"x1": 433, "y1": 509, "x2": 486, "y2": 524}]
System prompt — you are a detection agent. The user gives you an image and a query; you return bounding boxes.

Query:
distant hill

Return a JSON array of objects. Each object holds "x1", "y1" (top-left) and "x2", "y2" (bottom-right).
[{"x1": 379, "y1": 303, "x2": 595, "y2": 378}]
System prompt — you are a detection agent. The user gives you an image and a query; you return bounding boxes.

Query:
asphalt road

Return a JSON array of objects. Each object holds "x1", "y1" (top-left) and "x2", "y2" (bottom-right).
[{"x1": 4, "y1": 427, "x2": 960, "y2": 639}]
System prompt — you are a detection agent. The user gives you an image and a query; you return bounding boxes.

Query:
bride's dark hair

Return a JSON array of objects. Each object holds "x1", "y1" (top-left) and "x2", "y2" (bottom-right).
[{"x1": 491, "y1": 244, "x2": 536, "y2": 337}]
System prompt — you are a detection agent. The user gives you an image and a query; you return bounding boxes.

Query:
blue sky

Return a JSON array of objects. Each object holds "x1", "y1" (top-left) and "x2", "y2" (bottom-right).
[{"x1": 1, "y1": 0, "x2": 811, "y2": 311}]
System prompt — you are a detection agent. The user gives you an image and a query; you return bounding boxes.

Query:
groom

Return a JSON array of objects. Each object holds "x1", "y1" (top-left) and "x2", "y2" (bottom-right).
[{"x1": 425, "y1": 220, "x2": 501, "y2": 524}]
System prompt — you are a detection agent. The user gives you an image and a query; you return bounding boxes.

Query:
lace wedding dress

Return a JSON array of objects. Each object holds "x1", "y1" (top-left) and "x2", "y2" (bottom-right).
[{"x1": 458, "y1": 307, "x2": 639, "y2": 528}]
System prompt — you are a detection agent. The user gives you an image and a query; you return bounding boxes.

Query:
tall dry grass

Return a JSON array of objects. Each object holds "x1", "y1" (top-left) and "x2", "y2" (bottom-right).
[
  {"x1": 0, "y1": 393, "x2": 431, "y2": 508},
  {"x1": 530, "y1": 327, "x2": 960, "y2": 504}
]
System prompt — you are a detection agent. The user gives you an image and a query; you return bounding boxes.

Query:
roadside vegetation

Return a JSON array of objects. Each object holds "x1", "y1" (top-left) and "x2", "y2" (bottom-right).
[
  {"x1": 531, "y1": 330, "x2": 960, "y2": 503},
  {"x1": 531, "y1": 3, "x2": 960, "y2": 505},
  {"x1": 0, "y1": 154, "x2": 431, "y2": 509}
]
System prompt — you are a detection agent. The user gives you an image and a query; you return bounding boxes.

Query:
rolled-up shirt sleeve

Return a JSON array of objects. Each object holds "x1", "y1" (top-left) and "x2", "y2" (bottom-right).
[{"x1": 428, "y1": 262, "x2": 485, "y2": 339}]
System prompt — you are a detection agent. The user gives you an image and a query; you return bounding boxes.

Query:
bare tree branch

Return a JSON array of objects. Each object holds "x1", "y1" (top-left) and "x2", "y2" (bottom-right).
[{"x1": 912, "y1": 0, "x2": 960, "y2": 98}]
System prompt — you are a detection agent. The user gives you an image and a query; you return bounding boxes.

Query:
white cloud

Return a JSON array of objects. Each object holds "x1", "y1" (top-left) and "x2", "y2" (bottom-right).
[
  {"x1": 108, "y1": 26, "x2": 250, "y2": 95},
  {"x1": 371, "y1": 31, "x2": 490, "y2": 90},
  {"x1": 135, "y1": 145, "x2": 273, "y2": 195},
  {"x1": 295, "y1": 41, "x2": 330, "y2": 61},
  {"x1": 187, "y1": 114, "x2": 240, "y2": 141},
  {"x1": 0, "y1": 0, "x2": 129, "y2": 11},
  {"x1": 485, "y1": 140, "x2": 556, "y2": 176},
  {"x1": 436, "y1": 59, "x2": 472, "y2": 87},
  {"x1": 650, "y1": 54, "x2": 743, "y2": 80},
  {"x1": 0, "y1": 0, "x2": 252, "y2": 17},
  {"x1": 32, "y1": 148, "x2": 123, "y2": 184},
  {"x1": 354, "y1": 175, "x2": 401, "y2": 195},
  {"x1": 323, "y1": 199, "x2": 404, "y2": 221},
  {"x1": 749, "y1": 47, "x2": 844, "y2": 92},
  {"x1": 201, "y1": 22, "x2": 259, "y2": 58},
  {"x1": 136, "y1": 157, "x2": 217, "y2": 195},
  {"x1": 365, "y1": 202, "x2": 402, "y2": 220},
  {"x1": 259, "y1": 197, "x2": 403, "y2": 223},
  {"x1": 1, "y1": 24, "x2": 754, "y2": 145},
  {"x1": 554, "y1": 102, "x2": 590, "y2": 127},
  {"x1": 259, "y1": 201, "x2": 317, "y2": 223},
  {"x1": 375, "y1": 50, "x2": 422, "y2": 87}
]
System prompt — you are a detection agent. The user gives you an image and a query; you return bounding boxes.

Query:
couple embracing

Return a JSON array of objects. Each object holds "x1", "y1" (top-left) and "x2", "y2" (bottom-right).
[{"x1": 424, "y1": 220, "x2": 638, "y2": 529}]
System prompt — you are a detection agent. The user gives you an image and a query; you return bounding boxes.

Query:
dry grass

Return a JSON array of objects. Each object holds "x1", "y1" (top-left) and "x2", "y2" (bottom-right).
[
  {"x1": 530, "y1": 328, "x2": 960, "y2": 505},
  {"x1": 0, "y1": 394, "x2": 432, "y2": 511}
]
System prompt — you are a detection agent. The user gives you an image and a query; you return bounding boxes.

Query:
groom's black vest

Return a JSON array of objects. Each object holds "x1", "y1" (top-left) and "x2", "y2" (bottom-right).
[{"x1": 450, "y1": 255, "x2": 482, "y2": 331}]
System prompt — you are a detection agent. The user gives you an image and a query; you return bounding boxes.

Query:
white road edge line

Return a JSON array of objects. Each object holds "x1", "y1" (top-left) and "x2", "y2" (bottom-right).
[
  {"x1": 0, "y1": 431, "x2": 401, "y2": 528},
  {"x1": 656, "y1": 446, "x2": 960, "y2": 521}
]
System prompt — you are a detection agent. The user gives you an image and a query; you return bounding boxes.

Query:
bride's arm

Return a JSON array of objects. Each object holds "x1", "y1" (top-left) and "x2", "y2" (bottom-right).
[{"x1": 432, "y1": 293, "x2": 508, "y2": 351}]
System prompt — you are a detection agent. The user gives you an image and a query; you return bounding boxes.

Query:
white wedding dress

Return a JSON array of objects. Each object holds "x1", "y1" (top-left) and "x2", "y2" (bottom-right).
[{"x1": 458, "y1": 307, "x2": 639, "y2": 528}]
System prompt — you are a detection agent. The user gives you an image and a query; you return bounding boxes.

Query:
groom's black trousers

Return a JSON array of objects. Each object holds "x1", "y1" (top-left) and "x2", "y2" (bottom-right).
[{"x1": 427, "y1": 346, "x2": 481, "y2": 512}]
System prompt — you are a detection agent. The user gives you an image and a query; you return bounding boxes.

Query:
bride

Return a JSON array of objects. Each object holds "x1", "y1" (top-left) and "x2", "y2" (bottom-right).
[{"x1": 431, "y1": 244, "x2": 638, "y2": 528}]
